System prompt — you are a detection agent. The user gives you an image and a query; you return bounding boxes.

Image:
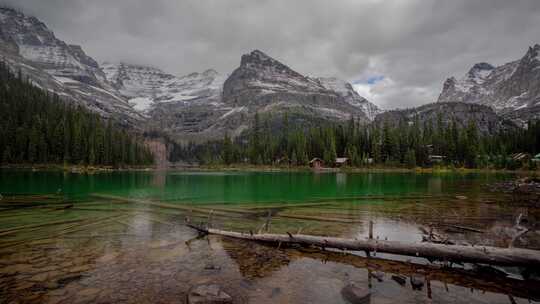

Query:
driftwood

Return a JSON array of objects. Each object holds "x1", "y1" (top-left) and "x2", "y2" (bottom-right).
[
  {"x1": 0, "y1": 214, "x2": 127, "y2": 250},
  {"x1": 440, "y1": 224, "x2": 485, "y2": 233},
  {"x1": 0, "y1": 218, "x2": 85, "y2": 237},
  {"x1": 187, "y1": 225, "x2": 540, "y2": 267},
  {"x1": 244, "y1": 202, "x2": 336, "y2": 210},
  {"x1": 91, "y1": 194, "x2": 245, "y2": 218},
  {"x1": 295, "y1": 247, "x2": 540, "y2": 301},
  {"x1": 276, "y1": 213, "x2": 362, "y2": 223}
]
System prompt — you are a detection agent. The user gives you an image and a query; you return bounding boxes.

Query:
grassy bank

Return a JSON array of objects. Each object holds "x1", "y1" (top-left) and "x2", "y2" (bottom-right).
[
  {"x1": 3, "y1": 163, "x2": 538, "y2": 176},
  {"x1": 0, "y1": 163, "x2": 155, "y2": 173},
  {"x1": 196, "y1": 163, "x2": 540, "y2": 175}
]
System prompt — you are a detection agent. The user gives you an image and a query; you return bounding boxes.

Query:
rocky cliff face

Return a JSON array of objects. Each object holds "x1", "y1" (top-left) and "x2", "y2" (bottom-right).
[
  {"x1": 0, "y1": 7, "x2": 142, "y2": 125},
  {"x1": 438, "y1": 44, "x2": 540, "y2": 125},
  {"x1": 374, "y1": 102, "x2": 516, "y2": 135},
  {"x1": 222, "y1": 50, "x2": 372, "y2": 123},
  {"x1": 204, "y1": 50, "x2": 382, "y2": 142},
  {"x1": 316, "y1": 77, "x2": 382, "y2": 121}
]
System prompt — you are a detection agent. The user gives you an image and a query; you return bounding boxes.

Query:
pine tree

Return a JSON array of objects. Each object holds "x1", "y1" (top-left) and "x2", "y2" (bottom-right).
[{"x1": 405, "y1": 149, "x2": 416, "y2": 168}]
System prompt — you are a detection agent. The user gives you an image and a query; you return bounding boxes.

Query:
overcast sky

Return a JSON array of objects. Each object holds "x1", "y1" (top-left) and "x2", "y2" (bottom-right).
[{"x1": 3, "y1": 0, "x2": 540, "y2": 109}]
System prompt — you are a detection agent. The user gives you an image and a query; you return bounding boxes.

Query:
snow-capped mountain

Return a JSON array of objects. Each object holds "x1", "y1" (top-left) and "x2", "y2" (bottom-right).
[
  {"x1": 438, "y1": 44, "x2": 540, "y2": 125},
  {"x1": 316, "y1": 77, "x2": 382, "y2": 121},
  {"x1": 0, "y1": 7, "x2": 382, "y2": 142},
  {"x1": 222, "y1": 50, "x2": 375, "y2": 123},
  {"x1": 0, "y1": 7, "x2": 142, "y2": 125},
  {"x1": 101, "y1": 63, "x2": 225, "y2": 113},
  {"x1": 145, "y1": 50, "x2": 383, "y2": 142}
]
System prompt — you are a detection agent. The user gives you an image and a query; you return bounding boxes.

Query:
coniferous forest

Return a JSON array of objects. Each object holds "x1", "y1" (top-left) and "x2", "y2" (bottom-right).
[
  {"x1": 172, "y1": 112, "x2": 540, "y2": 170},
  {"x1": 0, "y1": 62, "x2": 154, "y2": 167}
]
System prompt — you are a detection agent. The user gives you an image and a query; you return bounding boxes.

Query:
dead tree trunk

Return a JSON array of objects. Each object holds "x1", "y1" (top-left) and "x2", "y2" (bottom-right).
[{"x1": 187, "y1": 225, "x2": 540, "y2": 267}]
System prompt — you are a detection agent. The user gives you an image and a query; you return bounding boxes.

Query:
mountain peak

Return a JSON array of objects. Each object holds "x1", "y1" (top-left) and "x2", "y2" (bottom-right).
[
  {"x1": 250, "y1": 49, "x2": 272, "y2": 59},
  {"x1": 465, "y1": 62, "x2": 494, "y2": 83},
  {"x1": 470, "y1": 62, "x2": 495, "y2": 71},
  {"x1": 240, "y1": 49, "x2": 279, "y2": 66},
  {"x1": 202, "y1": 69, "x2": 219, "y2": 77},
  {"x1": 525, "y1": 44, "x2": 540, "y2": 61}
]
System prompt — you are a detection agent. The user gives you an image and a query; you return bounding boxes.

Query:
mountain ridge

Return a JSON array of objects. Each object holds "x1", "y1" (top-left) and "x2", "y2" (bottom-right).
[
  {"x1": 0, "y1": 7, "x2": 383, "y2": 142},
  {"x1": 438, "y1": 44, "x2": 540, "y2": 125}
]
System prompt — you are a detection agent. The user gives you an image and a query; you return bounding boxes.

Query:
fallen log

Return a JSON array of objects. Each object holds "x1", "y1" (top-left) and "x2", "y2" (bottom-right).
[
  {"x1": 187, "y1": 225, "x2": 540, "y2": 267},
  {"x1": 440, "y1": 224, "x2": 485, "y2": 233},
  {"x1": 297, "y1": 247, "x2": 540, "y2": 301},
  {"x1": 277, "y1": 213, "x2": 363, "y2": 223},
  {"x1": 0, "y1": 213, "x2": 128, "y2": 250},
  {"x1": 92, "y1": 194, "x2": 356, "y2": 223},
  {"x1": 244, "y1": 202, "x2": 336, "y2": 210},
  {"x1": 90, "y1": 194, "x2": 246, "y2": 217},
  {"x1": 0, "y1": 218, "x2": 85, "y2": 237}
]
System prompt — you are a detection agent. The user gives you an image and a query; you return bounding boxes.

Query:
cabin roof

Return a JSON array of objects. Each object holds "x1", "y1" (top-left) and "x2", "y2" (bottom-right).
[
  {"x1": 511, "y1": 153, "x2": 530, "y2": 160},
  {"x1": 309, "y1": 158, "x2": 323, "y2": 163}
]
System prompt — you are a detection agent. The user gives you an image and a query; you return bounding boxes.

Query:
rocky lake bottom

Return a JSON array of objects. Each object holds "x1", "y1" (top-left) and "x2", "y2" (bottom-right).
[{"x1": 0, "y1": 170, "x2": 539, "y2": 303}]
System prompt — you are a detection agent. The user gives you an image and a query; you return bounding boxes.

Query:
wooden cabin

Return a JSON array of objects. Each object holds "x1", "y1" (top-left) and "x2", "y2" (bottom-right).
[
  {"x1": 274, "y1": 156, "x2": 291, "y2": 166},
  {"x1": 334, "y1": 157, "x2": 349, "y2": 167},
  {"x1": 511, "y1": 153, "x2": 531, "y2": 163},
  {"x1": 309, "y1": 158, "x2": 324, "y2": 169}
]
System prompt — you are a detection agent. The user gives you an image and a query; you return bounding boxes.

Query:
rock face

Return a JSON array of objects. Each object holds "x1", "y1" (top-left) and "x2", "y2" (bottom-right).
[
  {"x1": 222, "y1": 50, "x2": 373, "y2": 123},
  {"x1": 0, "y1": 7, "x2": 142, "y2": 126},
  {"x1": 187, "y1": 284, "x2": 232, "y2": 304},
  {"x1": 374, "y1": 102, "x2": 516, "y2": 135},
  {"x1": 341, "y1": 283, "x2": 371, "y2": 304},
  {"x1": 438, "y1": 44, "x2": 540, "y2": 125}
]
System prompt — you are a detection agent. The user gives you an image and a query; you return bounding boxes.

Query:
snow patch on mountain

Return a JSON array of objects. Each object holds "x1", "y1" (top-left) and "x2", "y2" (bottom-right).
[
  {"x1": 102, "y1": 62, "x2": 225, "y2": 112},
  {"x1": 0, "y1": 7, "x2": 144, "y2": 125},
  {"x1": 129, "y1": 97, "x2": 154, "y2": 112},
  {"x1": 317, "y1": 77, "x2": 382, "y2": 121}
]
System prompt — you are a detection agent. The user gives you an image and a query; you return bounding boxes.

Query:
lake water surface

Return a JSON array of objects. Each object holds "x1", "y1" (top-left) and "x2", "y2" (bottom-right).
[{"x1": 0, "y1": 170, "x2": 539, "y2": 303}]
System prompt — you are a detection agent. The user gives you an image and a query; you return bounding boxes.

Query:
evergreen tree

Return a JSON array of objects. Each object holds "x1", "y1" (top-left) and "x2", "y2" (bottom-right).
[{"x1": 0, "y1": 61, "x2": 153, "y2": 167}]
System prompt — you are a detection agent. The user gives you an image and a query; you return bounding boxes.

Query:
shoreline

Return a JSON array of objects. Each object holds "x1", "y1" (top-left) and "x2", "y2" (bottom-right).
[
  {"x1": 1, "y1": 163, "x2": 538, "y2": 175},
  {"x1": 0, "y1": 164, "x2": 156, "y2": 173}
]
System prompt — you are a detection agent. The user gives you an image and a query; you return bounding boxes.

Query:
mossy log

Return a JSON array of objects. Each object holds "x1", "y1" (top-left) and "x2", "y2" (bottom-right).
[{"x1": 188, "y1": 225, "x2": 540, "y2": 267}]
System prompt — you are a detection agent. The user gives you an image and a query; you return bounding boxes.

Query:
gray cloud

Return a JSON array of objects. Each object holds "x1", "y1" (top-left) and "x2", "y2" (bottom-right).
[{"x1": 2, "y1": 0, "x2": 540, "y2": 109}]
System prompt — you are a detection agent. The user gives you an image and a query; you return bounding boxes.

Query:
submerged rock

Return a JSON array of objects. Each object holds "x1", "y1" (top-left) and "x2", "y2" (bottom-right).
[
  {"x1": 187, "y1": 284, "x2": 233, "y2": 304},
  {"x1": 203, "y1": 264, "x2": 221, "y2": 271},
  {"x1": 391, "y1": 275, "x2": 407, "y2": 286},
  {"x1": 371, "y1": 271, "x2": 384, "y2": 282},
  {"x1": 410, "y1": 275, "x2": 424, "y2": 290},
  {"x1": 341, "y1": 283, "x2": 371, "y2": 304}
]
